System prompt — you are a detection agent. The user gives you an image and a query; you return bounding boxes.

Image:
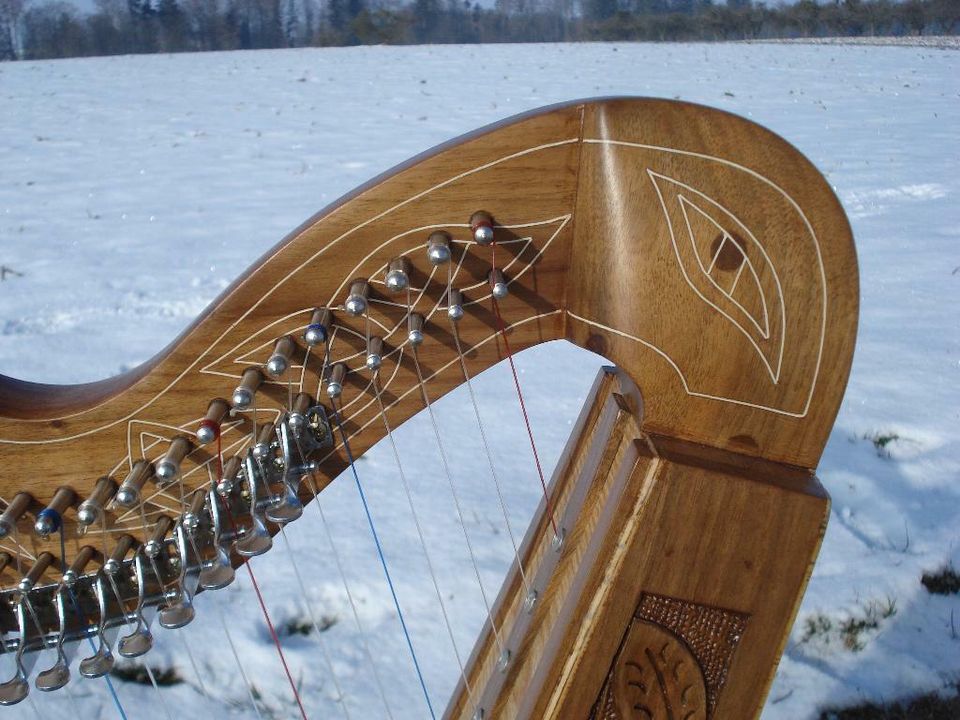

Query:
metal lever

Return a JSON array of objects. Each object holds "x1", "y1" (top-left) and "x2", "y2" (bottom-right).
[
  {"x1": 234, "y1": 450, "x2": 273, "y2": 557},
  {"x1": 199, "y1": 488, "x2": 236, "y2": 590},
  {"x1": 36, "y1": 546, "x2": 95, "y2": 691},
  {"x1": 0, "y1": 598, "x2": 36, "y2": 705},
  {"x1": 266, "y1": 419, "x2": 305, "y2": 525},
  {"x1": 34, "y1": 589, "x2": 71, "y2": 691},
  {"x1": 78, "y1": 574, "x2": 115, "y2": 678},
  {"x1": 158, "y1": 523, "x2": 198, "y2": 629},
  {"x1": 0, "y1": 553, "x2": 54, "y2": 704},
  {"x1": 117, "y1": 554, "x2": 153, "y2": 658}
]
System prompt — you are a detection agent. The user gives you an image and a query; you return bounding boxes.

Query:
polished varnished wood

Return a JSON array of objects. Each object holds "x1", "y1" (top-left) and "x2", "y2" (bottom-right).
[{"x1": 0, "y1": 97, "x2": 857, "y2": 717}]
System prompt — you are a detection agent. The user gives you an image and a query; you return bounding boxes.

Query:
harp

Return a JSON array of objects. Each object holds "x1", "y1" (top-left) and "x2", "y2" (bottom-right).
[{"x1": 0, "y1": 98, "x2": 858, "y2": 719}]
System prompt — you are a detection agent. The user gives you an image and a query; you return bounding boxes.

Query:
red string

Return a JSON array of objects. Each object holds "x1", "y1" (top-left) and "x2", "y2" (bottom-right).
[
  {"x1": 217, "y1": 433, "x2": 309, "y2": 720},
  {"x1": 490, "y1": 243, "x2": 560, "y2": 537}
]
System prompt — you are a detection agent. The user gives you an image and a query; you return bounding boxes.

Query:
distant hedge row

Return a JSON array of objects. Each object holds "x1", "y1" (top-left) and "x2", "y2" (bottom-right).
[{"x1": 1, "y1": 0, "x2": 957, "y2": 61}]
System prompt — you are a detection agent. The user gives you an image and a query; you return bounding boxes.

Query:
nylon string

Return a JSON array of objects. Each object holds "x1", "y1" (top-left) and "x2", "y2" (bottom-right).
[
  {"x1": 278, "y1": 526, "x2": 350, "y2": 718},
  {"x1": 489, "y1": 241, "x2": 560, "y2": 538},
  {"x1": 330, "y1": 398, "x2": 436, "y2": 719},
  {"x1": 445, "y1": 259, "x2": 531, "y2": 594},
  {"x1": 215, "y1": 432, "x2": 308, "y2": 720},
  {"x1": 302, "y1": 474, "x2": 395, "y2": 720},
  {"x1": 405, "y1": 289, "x2": 505, "y2": 657},
  {"x1": 212, "y1": 592, "x2": 264, "y2": 720},
  {"x1": 57, "y1": 526, "x2": 129, "y2": 719},
  {"x1": 370, "y1": 371, "x2": 478, "y2": 716}
]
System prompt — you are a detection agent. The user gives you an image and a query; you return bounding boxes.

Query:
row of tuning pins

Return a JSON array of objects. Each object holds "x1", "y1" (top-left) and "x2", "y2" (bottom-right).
[
  {"x1": 0, "y1": 453, "x2": 181, "y2": 543},
  {"x1": 0, "y1": 210, "x2": 505, "y2": 546},
  {"x1": 327, "y1": 211, "x2": 508, "y2": 398},
  {"x1": 190, "y1": 211, "x2": 508, "y2": 557}
]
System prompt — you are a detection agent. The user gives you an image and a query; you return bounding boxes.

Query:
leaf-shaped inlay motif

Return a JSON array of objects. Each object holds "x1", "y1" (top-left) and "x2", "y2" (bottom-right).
[{"x1": 648, "y1": 170, "x2": 786, "y2": 385}]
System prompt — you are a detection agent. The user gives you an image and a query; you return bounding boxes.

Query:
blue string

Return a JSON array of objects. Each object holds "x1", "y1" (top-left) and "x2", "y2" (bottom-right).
[
  {"x1": 330, "y1": 404, "x2": 436, "y2": 719},
  {"x1": 57, "y1": 528, "x2": 129, "y2": 720}
]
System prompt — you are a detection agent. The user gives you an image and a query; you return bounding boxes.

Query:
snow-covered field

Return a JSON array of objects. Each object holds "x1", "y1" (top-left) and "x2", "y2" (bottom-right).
[{"x1": 0, "y1": 43, "x2": 958, "y2": 719}]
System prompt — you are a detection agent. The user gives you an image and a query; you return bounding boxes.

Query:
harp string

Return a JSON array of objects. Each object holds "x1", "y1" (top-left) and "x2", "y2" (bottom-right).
[
  {"x1": 368, "y1": 369, "x2": 478, "y2": 715},
  {"x1": 177, "y1": 629, "x2": 209, "y2": 701},
  {"x1": 489, "y1": 241, "x2": 559, "y2": 539},
  {"x1": 405, "y1": 310, "x2": 505, "y2": 657},
  {"x1": 105, "y1": 573, "x2": 174, "y2": 720},
  {"x1": 329, "y1": 398, "x2": 436, "y2": 719},
  {"x1": 277, "y1": 524, "x2": 350, "y2": 718},
  {"x1": 446, "y1": 255, "x2": 531, "y2": 595},
  {"x1": 216, "y1": 478, "x2": 308, "y2": 719},
  {"x1": 25, "y1": 694, "x2": 42, "y2": 720},
  {"x1": 449, "y1": 316, "x2": 530, "y2": 596},
  {"x1": 364, "y1": 306, "x2": 480, "y2": 706},
  {"x1": 211, "y1": 591, "x2": 264, "y2": 720},
  {"x1": 300, "y1": 342, "x2": 393, "y2": 720},
  {"x1": 303, "y1": 474, "x2": 396, "y2": 720}
]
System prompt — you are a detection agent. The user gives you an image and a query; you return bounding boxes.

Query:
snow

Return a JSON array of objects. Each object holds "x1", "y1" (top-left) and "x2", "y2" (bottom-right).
[{"x1": 1, "y1": 42, "x2": 958, "y2": 719}]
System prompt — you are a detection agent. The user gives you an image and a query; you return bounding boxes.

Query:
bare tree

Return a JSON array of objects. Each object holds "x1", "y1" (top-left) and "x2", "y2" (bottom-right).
[{"x1": 0, "y1": 0, "x2": 25, "y2": 59}]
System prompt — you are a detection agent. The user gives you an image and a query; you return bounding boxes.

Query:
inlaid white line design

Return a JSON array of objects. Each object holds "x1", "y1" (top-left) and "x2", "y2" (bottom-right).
[
  {"x1": 584, "y1": 137, "x2": 827, "y2": 419},
  {"x1": 680, "y1": 195, "x2": 771, "y2": 339},
  {"x1": 0, "y1": 138, "x2": 579, "y2": 443},
  {"x1": 0, "y1": 134, "x2": 831, "y2": 449},
  {"x1": 649, "y1": 171, "x2": 786, "y2": 384}
]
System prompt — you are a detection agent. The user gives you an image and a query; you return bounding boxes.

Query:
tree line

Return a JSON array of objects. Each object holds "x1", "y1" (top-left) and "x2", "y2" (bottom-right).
[{"x1": 0, "y1": 0, "x2": 957, "y2": 61}]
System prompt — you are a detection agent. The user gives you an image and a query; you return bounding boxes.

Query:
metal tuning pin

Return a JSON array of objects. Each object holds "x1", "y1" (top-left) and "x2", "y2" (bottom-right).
[
  {"x1": 470, "y1": 210, "x2": 495, "y2": 245},
  {"x1": 182, "y1": 489, "x2": 207, "y2": 533},
  {"x1": 326, "y1": 362, "x2": 347, "y2": 399},
  {"x1": 288, "y1": 392, "x2": 313, "y2": 434},
  {"x1": 232, "y1": 367, "x2": 264, "y2": 410},
  {"x1": 235, "y1": 451, "x2": 273, "y2": 557},
  {"x1": 489, "y1": 268, "x2": 509, "y2": 299},
  {"x1": 199, "y1": 488, "x2": 235, "y2": 590},
  {"x1": 366, "y1": 335, "x2": 384, "y2": 371},
  {"x1": 266, "y1": 335, "x2": 296, "y2": 378},
  {"x1": 426, "y1": 230, "x2": 452, "y2": 265},
  {"x1": 304, "y1": 308, "x2": 332, "y2": 347},
  {"x1": 448, "y1": 289, "x2": 465, "y2": 321},
  {"x1": 144, "y1": 515, "x2": 174, "y2": 559},
  {"x1": 34, "y1": 487, "x2": 75, "y2": 538},
  {"x1": 0, "y1": 492, "x2": 32, "y2": 539},
  {"x1": 61, "y1": 546, "x2": 95, "y2": 588},
  {"x1": 117, "y1": 554, "x2": 153, "y2": 658},
  {"x1": 252, "y1": 422, "x2": 277, "y2": 461},
  {"x1": 344, "y1": 279, "x2": 370, "y2": 316},
  {"x1": 104, "y1": 534, "x2": 135, "y2": 576},
  {"x1": 385, "y1": 257, "x2": 410, "y2": 292},
  {"x1": 217, "y1": 455, "x2": 242, "y2": 496},
  {"x1": 155, "y1": 436, "x2": 192, "y2": 484},
  {"x1": 408, "y1": 312, "x2": 425, "y2": 347},
  {"x1": 115, "y1": 460, "x2": 153, "y2": 508},
  {"x1": 197, "y1": 398, "x2": 229, "y2": 445},
  {"x1": 77, "y1": 477, "x2": 117, "y2": 528},
  {"x1": 18, "y1": 551, "x2": 55, "y2": 593}
]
